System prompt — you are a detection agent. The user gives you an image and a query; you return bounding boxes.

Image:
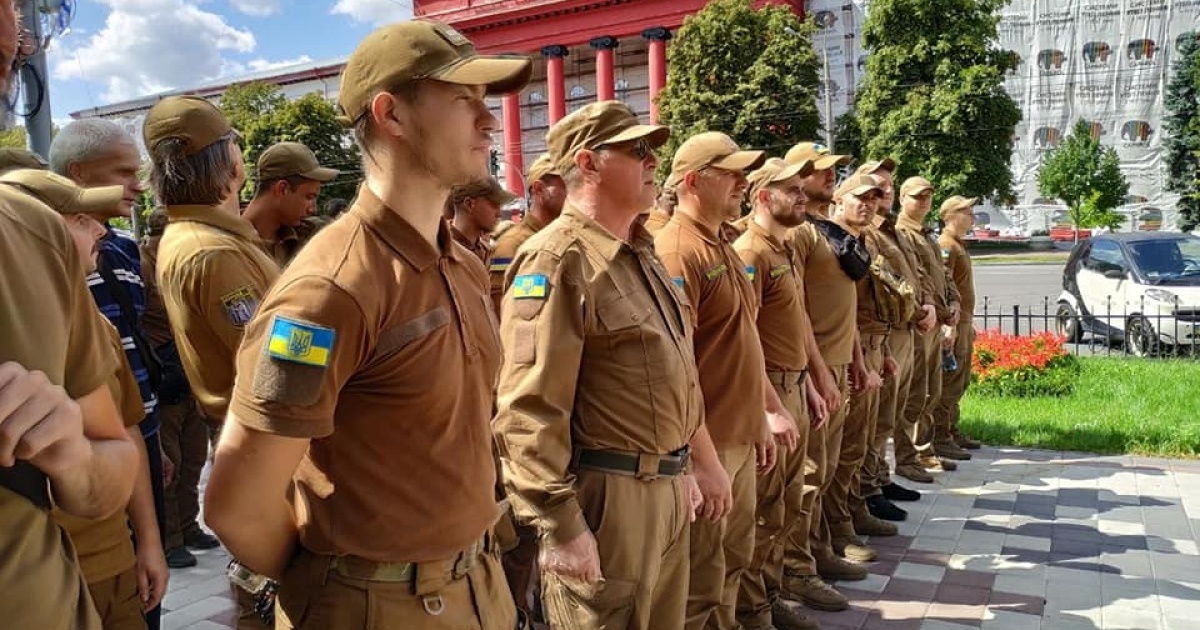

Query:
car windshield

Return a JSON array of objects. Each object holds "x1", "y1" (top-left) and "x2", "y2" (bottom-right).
[{"x1": 1126, "y1": 237, "x2": 1200, "y2": 285}]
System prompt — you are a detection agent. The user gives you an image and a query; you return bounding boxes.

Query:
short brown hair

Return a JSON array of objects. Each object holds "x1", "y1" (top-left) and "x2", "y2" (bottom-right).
[
  {"x1": 253, "y1": 174, "x2": 310, "y2": 199},
  {"x1": 148, "y1": 133, "x2": 240, "y2": 206},
  {"x1": 351, "y1": 83, "x2": 421, "y2": 158}
]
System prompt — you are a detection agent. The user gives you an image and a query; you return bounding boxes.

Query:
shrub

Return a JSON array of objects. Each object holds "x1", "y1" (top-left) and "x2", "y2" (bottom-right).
[{"x1": 971, "y1": 330, "x2": 1081, "y2": 397}]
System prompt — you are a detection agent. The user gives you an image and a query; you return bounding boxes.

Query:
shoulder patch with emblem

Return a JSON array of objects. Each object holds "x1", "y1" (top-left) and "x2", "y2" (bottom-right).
[
  {"x1": 267, "y1": 316, "x2": 335, "y2": 367},
  {"x1": 221, "y1": 287, "x2": 260, "y2": 327},
  {"x1": 672, "y1": 276, "x2": 685, "y2": 289},
  {"x1": 705, "y1": 263, "x2": 728, "y2": 280},
  {"x1": 489, "y1": 257, "x2": 512, "y2": 273},
  {"x1": 512, "y1": 273, "x2": 549, "y2": 299},
  {"x1": 769, "y1": 263, "x2": 792, "y2": 278},
  {"x1": 745, "y1": 265, "x2": 756, "y2": 281}
]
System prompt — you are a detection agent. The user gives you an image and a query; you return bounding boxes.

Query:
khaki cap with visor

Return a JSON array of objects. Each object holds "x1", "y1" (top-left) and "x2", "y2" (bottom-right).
[
  {"x1": 854, "y1": 157, "x2": 897, "y2": 176},
  {"x1": 546, "y1": 100, "x2": 669, "y2": 173},
  {"x1": 666, "y1": 131, "x2": 766, "y2": 189},
  {"x1": 0, "y1": 169, "x2": 125, "y2": 215},
  {"x1": 338, "y1": 20, "x2": 533, "y2": 125},
  {"x1": 899, "y1": 176, "x2": 934, "y2": 197},
  {"x1": 941, "y1": 194, "x2": 979, "y2": 215},
  {"x1": 785, "y1": 141, "x2": 851, "y2": 171},
  {"x1": 143, "y1": 96, "x2": 234, "y2": 155},
  {"x1": 526, "y1": 153, "x2": 559, "y2": 186},
  {"x1": 0, "y1": 148, "x2": 49, "y2": 174},
  {"x1": 835, "y1": 174, "x2": 883, "y2": 199},
  {"x1": 451, "y1": 177, "x2": 517, "y2": 208},
  {"x1": 746, "y1": 157, "x2": 814, "y2": 200},
  {"x1": 257, "y1": 142, "x2": 340, "y2": 182}
]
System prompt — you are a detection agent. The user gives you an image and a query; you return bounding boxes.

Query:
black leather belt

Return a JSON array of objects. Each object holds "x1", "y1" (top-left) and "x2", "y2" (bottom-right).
[
  {"x1": 0, "y1": 462, "x2": 50, "y2": 509},
  {"x1": 573, "y1": 446, "x2": 690, "y2": 479}
]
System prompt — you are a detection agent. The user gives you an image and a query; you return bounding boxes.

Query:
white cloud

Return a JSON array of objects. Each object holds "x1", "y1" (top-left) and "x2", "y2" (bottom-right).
[
  {"x1": 51, "y1": 0, "x2": 258, "y2": 102},
  {"x1": 229, "y1": 0, "x2": 282, "y2": 17},
  {"x1": 331, "y1": 0, "x2": 412, "y2": 25},
  {"x1": 247, "y1": 55, "x2": 313, "y2": 72}
]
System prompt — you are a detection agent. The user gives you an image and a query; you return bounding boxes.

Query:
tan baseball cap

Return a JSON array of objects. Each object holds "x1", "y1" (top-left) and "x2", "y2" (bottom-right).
[
  {"x1": 834, "y1": 174, "x2": 883, "y2": 199},
  {"x1": 546, "y1": 100, "x2": 669, "y2": 173},
  {"x1": 450, "y1": 177, "x2": 517, "y2": 209},
  {"x1": 941, "y1": 194, "x2": 979, "y2": 215},
  {"x1": 143, "y1": 96, "x2": 233, "y2": 155},
  {"x1": 0, "y1": 148, "x2": 48, "y2": 175},
  {"x1": 785, "y1": 141, "x2": 851, "y2": 170},
  {"x1": 666, "y1": 131, "x2": 766, "y2": 188},
  {"x1": 257, "y1": 142, "x2": 339, "y2": 182},
  {"x1": 854, "y1": 157, "x2": 897, "y2": 176},
  {"x1": 899, "y1": 176, "x2": 934, "y2": 197},
  {"x1": 0, "y1": 169, "x2": 125, "y2": 215},
  {"x1": 747, "y1": 157, "x2": 814, "y2": 200},
  {"x1": 338, "y1": 20, "x2": 532, "y2": 125},
  {"x1": 526, "y1": 153, "x2": 559, "y2": 185}
]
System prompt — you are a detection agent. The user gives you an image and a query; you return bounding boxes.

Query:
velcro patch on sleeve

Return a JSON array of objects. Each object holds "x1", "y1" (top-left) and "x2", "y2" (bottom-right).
[
  {"x1": 221, "y1": 287, "x2": 260, "y2": 327},
  {"x1": 267, "y1": 316, "x2": 336, "y2": 367},
  {"x1": 489, "y1": 257, "x2": 512, "y2": 273},
  {"x1": 512, "y1": 274, "x2": 548, "y2": 299}
]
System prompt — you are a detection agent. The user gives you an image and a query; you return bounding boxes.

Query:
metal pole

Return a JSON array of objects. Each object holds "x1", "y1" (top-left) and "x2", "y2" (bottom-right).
[
  {"x1": 19, "y1": 1, "x2": 53, "y2": 159},
  {"x1": 822, "y1": 50, "x2": 835, "y2": 151}
]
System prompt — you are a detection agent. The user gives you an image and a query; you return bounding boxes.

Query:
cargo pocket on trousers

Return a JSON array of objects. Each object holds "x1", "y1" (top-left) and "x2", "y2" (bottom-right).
[{"x1": 547, "y1": 574, "x2": 639, "y2": 630}]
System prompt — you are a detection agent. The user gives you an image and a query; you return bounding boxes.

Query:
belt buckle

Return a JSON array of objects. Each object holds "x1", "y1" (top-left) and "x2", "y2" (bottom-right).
[{"x1": 635, "y1": 452, "x2": 661, "y2": 481}]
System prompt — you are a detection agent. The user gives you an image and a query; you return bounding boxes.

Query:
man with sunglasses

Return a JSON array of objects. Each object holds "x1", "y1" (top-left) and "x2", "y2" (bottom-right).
[
  {"x1": 494, "y1": 100, "x2": 703, "y2": 630},
  {"x1": 655, "y1": 132, "x2": 801, "y2": 630}
]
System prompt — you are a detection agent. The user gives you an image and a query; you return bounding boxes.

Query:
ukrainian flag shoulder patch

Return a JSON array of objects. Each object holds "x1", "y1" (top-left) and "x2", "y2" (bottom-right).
[
  {"x1": 745, "y1": 265, "x2": 756, "y2": 281},
  {"x1": 489, "y1": 257, "x2": 512, "y2": 273},
  {"x1": 512, "y1": 274, "x2": 549, "y2": 299},
  {"x1": 268, "y1": 316, "x2": 335, "y2": 368}
]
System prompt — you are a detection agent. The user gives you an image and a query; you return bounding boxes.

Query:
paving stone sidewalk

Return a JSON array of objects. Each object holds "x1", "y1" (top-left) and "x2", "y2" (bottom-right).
[{"x1": 162, "y1": 447, "x2": 1200, "y2": 629}]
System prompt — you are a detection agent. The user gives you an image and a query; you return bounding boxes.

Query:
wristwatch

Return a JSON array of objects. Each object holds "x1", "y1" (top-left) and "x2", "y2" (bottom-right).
[{"x1": 227, "y1": 559, "x2": 279, "y2": 625}]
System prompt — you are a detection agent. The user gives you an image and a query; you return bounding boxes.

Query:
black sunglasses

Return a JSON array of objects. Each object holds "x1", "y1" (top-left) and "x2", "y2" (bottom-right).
[{"x1": 598, "y1": 138, "x2": 652, "y2": 161}]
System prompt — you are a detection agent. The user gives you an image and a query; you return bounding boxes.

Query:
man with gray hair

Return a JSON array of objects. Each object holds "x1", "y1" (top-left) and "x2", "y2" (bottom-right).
[{"x1": 51, "y1": 118, "x2": 173, "y2": 630}]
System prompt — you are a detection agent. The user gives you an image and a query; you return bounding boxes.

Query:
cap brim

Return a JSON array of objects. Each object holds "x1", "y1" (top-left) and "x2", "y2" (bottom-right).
[
  {"x1": 815, "y1": 155, "x2": 851, "y2": 170},
  {"x1": 846, "y1": 184, "x2": 882, "y2": 197},
  {"x1": 489, "y1": 191, "x2": 518, "y2": 206},
  {"x1": 435, "y1": 54, "x2": 533, "y2": 95},
  {"x1": 76, "y1": 185, "x2": 126, "y2": 214},
  {"x1": 777, "y1": 160, "x2": 813, "y2": 181},
  {"x1": 299, "y1": 166, "x2": 340, "y2": 183},
  {"x1": 904, "y1": 184, "x2": 933, "y2": 196},
  {"x1": 604, "y1": 124, "x2": 671, "y2": 149},
  {"x1": 712, "y1": 150, "x2": 767, "y2": 172}
]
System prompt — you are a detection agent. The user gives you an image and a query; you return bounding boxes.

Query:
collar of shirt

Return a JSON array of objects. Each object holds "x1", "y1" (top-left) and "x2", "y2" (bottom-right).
[
  {"x1": 672, "y1": 210, "x2": 722, "y2": 245},
  {"x1": 349, "y1": 184, "x2": 459, "y2": 271},
  {"x1": 560, "y1": 203, "x2": 655, "y2": 257},
  {"x1": 746, "y1": 218, "x2": 789, "y2": 255},
  {"x1": 895, "y1": 213, "x2": 931, "y2": 233},
  {"x1": 521, "y1": 211, "x2": 547, "y2": 234},
  {"x1": 167, "y1": 204, "x2": 259, "y2": 241}
]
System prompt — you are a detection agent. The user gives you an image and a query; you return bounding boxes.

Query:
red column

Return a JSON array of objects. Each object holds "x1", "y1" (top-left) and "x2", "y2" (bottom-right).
[
  {"x1": 501, "y1": 93, "x2": 524, "y2": 196},
  {"x1": 643, "y1": 28, "x2": 671, "y2": 124},
  {"x1": 590, "y1": 36, "x2": 618, "y2": 101},
  {"x1": 541, "y1": 45, "x2": 568, "y2": 123}
]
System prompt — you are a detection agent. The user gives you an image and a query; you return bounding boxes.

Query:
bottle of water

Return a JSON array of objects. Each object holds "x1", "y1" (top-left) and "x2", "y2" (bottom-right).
[{"x1": 942, "y1": 346, "x2": 958, "y2": 372}]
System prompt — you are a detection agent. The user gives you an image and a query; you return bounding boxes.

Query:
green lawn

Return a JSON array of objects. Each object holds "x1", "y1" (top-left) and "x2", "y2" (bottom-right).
[
  {"x1": 971, "y1": 251, "x2": 1069, "y2": 265},
  {"x1": 960, "y1": 357, "x2": 1200, "y2": 457}
]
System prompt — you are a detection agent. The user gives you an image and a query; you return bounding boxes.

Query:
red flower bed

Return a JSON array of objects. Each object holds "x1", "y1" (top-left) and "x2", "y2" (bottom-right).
[{"x1": 972, "y1": 330, "x2": 1080, "y2": 397}]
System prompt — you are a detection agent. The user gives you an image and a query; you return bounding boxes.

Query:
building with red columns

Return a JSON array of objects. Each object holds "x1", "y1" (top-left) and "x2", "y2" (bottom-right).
[{"x1": 417, "y1": 0, "x2": 804, "y2": 195}]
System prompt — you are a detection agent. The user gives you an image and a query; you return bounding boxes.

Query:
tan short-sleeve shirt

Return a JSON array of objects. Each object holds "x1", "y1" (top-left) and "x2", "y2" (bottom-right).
[
  {"x1": 790, "y1": 221, "x2": 858, "y2": 366},
  {"x1": 896, "y1": 215, "x2": 960, "y2": 323},
  {"x1": 0, "y1": 187, "x2": 112, "y2": 630},
  {"x1": 940, "y1": 233, "x2": 975, "y2": 318},
  {"x1": 488, "y1": 213, "x2": 545, "y2": 314},
  {"x1": 655, "y1": 212, "x2": 766, "y2": 450},
  {"x1": 494, "y1": 204, "x2": 703, "y2": 546},
  {"x1": 733, "y1": 220, "x2": 811, "y2": 372},
  {"x1": 157, "y1": 205, "x2": 281, "y2": 419},
  {"x1": 229, "y1": 185, "x2": 501, "y2": 563}
]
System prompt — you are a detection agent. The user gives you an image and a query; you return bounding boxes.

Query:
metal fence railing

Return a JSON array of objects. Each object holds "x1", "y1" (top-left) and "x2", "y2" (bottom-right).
[{"x1": 974, "y1": 296, "x2": 1200, "y2": 358}]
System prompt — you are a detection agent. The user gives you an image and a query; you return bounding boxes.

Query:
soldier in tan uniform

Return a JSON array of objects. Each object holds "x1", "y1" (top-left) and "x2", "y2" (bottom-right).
[
  {"x1": 243, "y1": 141, "x2": 340, "y2": 268},
  {"x1": 494, "y1": 100, "x2": 703, "y2": 630},
  {"x1": 935, "y1": 196, "x2": 983, "y2": 451},
  {"x1": 893, "y1": 177, "x2": 968, "y2": 478},
  {"x1": 732, "y1": 157, "x2": 826, "y2": 630},
  {"x1": 143, "y1": 95, "x2": 280, "y2": 630},
  {"x1": 2, "y1": 169, "x2": 173, "y2": 630},
  {"x1": 656, "y1": 132, "x2": 801, "y2": 630},
  {"x1": 854, "y1": 160, "x2": 935, "y2": 511},
  {"x1": 0, "y1": 147, "x2": 49, "y2": 173},
  {"x1": 448, "y1": 176, "x2": 514, "y2": 264},
  {"x1": 777, "y1": 143, "x2": 873, "y2": 608},
  {"x1": 203, "y1": 20, "x2": 531, "y2": 630},
  {"x1": 488, "y1": 153, "x2": 564, "y2": 313}
]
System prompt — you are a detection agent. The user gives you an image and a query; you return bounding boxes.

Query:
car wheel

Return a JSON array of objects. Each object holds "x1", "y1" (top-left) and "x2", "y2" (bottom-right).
[
  {"x1": 1056, "y1": 302, "x2": 1082, "y2": 342},
  {"x1": 1125, "y1": 315, "x2": 1158, "y2": 357}
]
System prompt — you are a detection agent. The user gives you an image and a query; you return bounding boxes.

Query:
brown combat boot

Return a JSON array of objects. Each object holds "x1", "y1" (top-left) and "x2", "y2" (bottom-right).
[
  {"x1": 895, "y1": 464, "x2": 934, "y2": 483},
  {"x1": 816, "y1": 553, "x2": 869, "y2": 581},
  {"x1": 933, "y1": 440, "x2": 972, "y2": 461},
  {"x1": 854, "y1": 512, "x2": 899, "y2": 537},
  {"x1": 832, "y1": 535, "x2": 877, "y2": 562},
  {"x1": 919, "y1": 454, "x2": 957, "y2": 471},
  {"x1": 954, "y1": 430, "x2": 982, "y2": 450},
  {"x1": 771, "y1": 597, "x2": 821, "y2": 630},
  {"x1": 782, "y1": 572, "x2": 849, "y2": 611}
]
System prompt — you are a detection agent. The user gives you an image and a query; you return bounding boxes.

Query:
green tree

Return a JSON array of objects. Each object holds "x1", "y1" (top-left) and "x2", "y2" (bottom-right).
[
  {"x1": 1038, "y1": 120, "x2": 1129, "y2": 234},
  {"x1": 219, "y1": 82, "x2": 360, "y2": 208},
  {"x1": 1164, "y1": 33, "x2": 1200, "y2": 231},
  {"x1": 656, "y1": 0, "x2": 821, "y2": 182},
  {"x1": 832, "y1": 109, "x2": 864, "y2": 166},
  {"x1": 855, "y1": 0, "x2": 1022, "y2": 214}
]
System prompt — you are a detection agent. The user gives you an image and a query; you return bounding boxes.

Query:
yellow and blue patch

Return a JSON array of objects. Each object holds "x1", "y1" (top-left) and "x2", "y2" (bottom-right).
[
  {"x1": 745, "y1": 265, "x2": 756, "y2": 281},
  {"x1": 489, "y1": 257, "x2": 512, "y2": 273},
  {"x1": 268, "y1": 316, "x2": 335, "y2": 368},
  {"x1": 672, "y1": 276, "x2": 685, "y2": 289},
  {"x1": 512, "y1": 274, "x2": 548, "y2": 299}
]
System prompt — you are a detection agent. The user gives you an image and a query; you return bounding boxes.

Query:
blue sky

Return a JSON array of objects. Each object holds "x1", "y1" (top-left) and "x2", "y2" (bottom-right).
[{"x1": 43, "y1": 0, "x2": 414, "y2": 122}]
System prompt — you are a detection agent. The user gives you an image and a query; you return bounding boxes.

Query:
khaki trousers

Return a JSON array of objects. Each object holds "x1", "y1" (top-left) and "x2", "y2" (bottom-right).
[
  {"x1": 933, "y1": 322, "x2": 975, "y2": 437},
  {"x1": 158, "y1": 394, "x2": 209, "y2": 550},
  {"x1": 896, "y1": 330, "x2": 943, "y2": 464},
  {"x1": 862, "y1": 329, "x2": 915, "y2": 496},
  {"x1": 687, "y1": 445, "x2": 756, "y2": 630},
  {"x1": 276, "y1": 542, "x2": 515, "y2": 630},
  {"x1": 87, "y1": 566, "x2": 147, "y2": 630},
  {"x1": 737, "y1": 372, "x2": 814, "y2": 629},
  {"x1": 837, "y1": 334, "x2": 886, "y2": 535},
  {"x1": 783, "y1": 365, "x2": 849, "y2": 575},
  {"x1": 543, "y1": 470, "x2": 690, "y2": 630}
]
